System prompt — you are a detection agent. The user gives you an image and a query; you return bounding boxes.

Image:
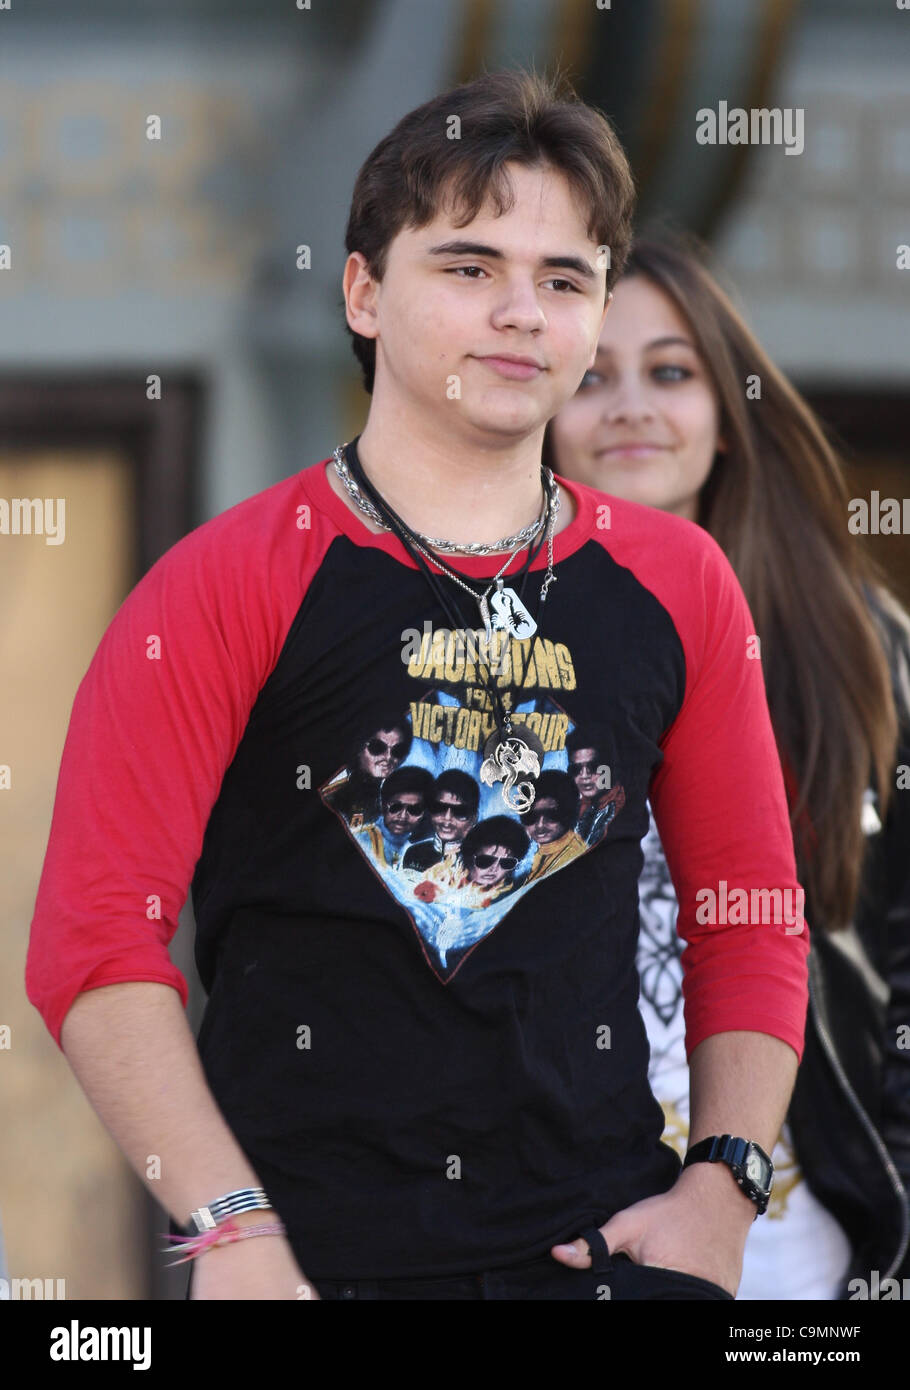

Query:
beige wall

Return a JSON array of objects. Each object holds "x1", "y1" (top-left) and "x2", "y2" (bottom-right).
[{"x1": 1, "y1": 451, "x2": 148, "y2": 1299}]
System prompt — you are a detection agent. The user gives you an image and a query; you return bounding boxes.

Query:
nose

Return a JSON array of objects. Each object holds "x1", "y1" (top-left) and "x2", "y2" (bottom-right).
[
  {"x1": 490, "y1": 276, "x2": 547, "y2": 335},
  {"x1": 599, "y1": 371, "x2": 656, "y2": 425}
]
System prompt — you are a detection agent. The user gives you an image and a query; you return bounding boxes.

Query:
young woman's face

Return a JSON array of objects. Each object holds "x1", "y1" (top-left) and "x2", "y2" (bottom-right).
[{"x1": 548, "y1": 275, "x2": 724, "y2": 521}]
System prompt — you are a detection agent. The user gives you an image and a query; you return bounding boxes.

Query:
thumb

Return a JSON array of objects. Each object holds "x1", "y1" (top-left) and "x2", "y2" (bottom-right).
[
  {"x1": 550, "y1": 1232, "x2": 597, "y2": 1267},
  {"x1": 550, "y1": 1212, "x2": 638, "y2": 1267}
]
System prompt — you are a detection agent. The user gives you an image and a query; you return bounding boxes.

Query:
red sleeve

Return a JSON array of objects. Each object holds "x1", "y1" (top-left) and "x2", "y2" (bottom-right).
[
  {"x1": 646, "y1": 528, "x2": 810, "y2": 1062},
  {"x1": 25, "y1": 474, "x2": 322, "y2": 1050}
]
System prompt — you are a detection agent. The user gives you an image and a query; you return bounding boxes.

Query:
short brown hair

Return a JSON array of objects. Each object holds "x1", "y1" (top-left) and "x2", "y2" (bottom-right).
[{"x1": 343, "y1": 65, "x2": 637, "y2": 394}]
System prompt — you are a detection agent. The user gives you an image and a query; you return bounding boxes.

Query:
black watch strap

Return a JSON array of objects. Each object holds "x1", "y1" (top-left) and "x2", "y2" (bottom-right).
[
  {"x1": 685, "y1": 1135, "x2": 745, "y2": 1167},
  {"x1": 683, "y1": 1135, "x2": 773, "y2": 1215}
]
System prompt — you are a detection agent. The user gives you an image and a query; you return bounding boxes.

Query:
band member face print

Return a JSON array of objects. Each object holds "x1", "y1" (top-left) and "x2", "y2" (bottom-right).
[
  {"x1": 322, "y1": 712, "x2": 414, "y2": 829},
  {"x1": 568, "y1": 746, "x2": 601, "y2": 798},
  {"x1": 383, "y1": 791, "x2": 427, "y2": 837},
  {"x1": 320, "y1": 671, "x2": 627, "y2": 980},
  {"x1": 522, "y1": 796, "x2": 567, "y2": 844},
  {"x1": 461, "y1": 817, "x2": 531, "y2": 892},
  {"x1": 360, "y1": 728, "x2": 410, "y2": 778},
  {"x1": 471, "y1": 847, "x2": 518, "y2": 887},
  {"x1": 430, "y1": 789, "x2": 477, "y2": 846}
]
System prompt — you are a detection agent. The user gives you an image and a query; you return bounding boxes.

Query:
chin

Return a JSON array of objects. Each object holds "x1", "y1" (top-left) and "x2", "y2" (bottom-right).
[
  {"x1": 592, "y1": 471, "x2": 677, "y2": 511},
  {"x1": 463, "y1": 398, "x2": 545, "y2": 430}
]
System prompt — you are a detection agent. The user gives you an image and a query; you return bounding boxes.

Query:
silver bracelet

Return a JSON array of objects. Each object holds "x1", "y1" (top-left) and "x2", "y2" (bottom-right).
[{"x1": 186, "y1": 1186, "x2": 272, "y2": 1234}]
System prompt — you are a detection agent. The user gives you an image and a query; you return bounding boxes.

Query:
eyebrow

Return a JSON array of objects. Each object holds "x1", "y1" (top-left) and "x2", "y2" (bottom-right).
[
  {"x1": 425, "y1": 239, "x2": 597, "y2": 282},
  {"x1": 596, "y1": 335, "x2": 695, "y2": 355}
]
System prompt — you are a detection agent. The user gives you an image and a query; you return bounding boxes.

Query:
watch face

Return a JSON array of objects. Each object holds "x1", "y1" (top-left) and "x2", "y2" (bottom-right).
[{"x1": 745, "y1": 1150, "x2": 768, "y2": 1187}]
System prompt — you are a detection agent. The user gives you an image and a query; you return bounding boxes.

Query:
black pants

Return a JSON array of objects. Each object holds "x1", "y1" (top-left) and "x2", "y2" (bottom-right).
[
  {"x1": 309, "y1": 1228, "x2": 734, "y2": 1301},
  {"x1": 185, "y1": 1228, "x2": 733, "y2": 1301}
]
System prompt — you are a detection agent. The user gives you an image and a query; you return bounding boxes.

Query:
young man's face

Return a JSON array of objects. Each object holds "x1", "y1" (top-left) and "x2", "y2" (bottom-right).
[{"x1": 346, "y1": 161, "x2": 611, "y2": 442}]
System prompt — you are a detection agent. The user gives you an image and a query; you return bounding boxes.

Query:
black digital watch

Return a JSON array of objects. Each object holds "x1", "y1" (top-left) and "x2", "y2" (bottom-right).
[{"x1": 682, "y1": 1135, "x2": 774, "y2": 1216}]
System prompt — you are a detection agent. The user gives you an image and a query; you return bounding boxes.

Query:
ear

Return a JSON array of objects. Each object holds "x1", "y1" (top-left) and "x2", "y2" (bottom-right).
[{"x1": 343, "y1": 251, "x2": 380, "y2": 340}]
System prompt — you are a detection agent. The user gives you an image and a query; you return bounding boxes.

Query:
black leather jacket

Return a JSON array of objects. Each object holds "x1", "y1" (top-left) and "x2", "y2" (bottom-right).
[{"x1": 788, "y1": 585, "x2": 910, "y2": 1295}]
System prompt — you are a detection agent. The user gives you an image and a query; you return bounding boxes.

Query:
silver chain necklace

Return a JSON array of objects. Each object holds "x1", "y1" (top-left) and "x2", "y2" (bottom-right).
[
  {"x1": 407, "y1": 507, "x2": 558, "y2": 644},
  {"x1": 332, "y1": 444, "x2": 549, "y2": 557},
  {"x1": 332, "y1": 442, "x2": 559, "y2": 642}
]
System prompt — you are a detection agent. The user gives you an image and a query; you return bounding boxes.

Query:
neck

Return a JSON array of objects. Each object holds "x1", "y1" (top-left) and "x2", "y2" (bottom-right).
[{"x1": 337, "y1": 411, "x2": 573, "y2": 546}]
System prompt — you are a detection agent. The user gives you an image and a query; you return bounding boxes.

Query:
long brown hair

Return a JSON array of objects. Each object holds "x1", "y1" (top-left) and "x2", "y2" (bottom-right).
[
  {"x1": 546, "y1": 229, "x2": 907, "y2": 932},
  {"x1": 343, "y1": 64, "x2": 636, "y2": 395}
]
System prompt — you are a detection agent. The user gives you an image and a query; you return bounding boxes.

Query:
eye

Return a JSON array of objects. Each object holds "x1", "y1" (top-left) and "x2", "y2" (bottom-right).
[
  {"x1": 578, "y1": 369, "x2": 604, "y2": 389},
  {"x1": 652, "y1": 364, "x2": 693, "y2": 382},
  {"x1": 446, "y1": 267, "x2": 581, "y2": 292}
]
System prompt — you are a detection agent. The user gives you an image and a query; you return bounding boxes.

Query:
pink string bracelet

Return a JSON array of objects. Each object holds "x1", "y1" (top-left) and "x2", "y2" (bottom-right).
[{"x1": 160, "y1": 1216, "x2": 287, "y2": 1267}]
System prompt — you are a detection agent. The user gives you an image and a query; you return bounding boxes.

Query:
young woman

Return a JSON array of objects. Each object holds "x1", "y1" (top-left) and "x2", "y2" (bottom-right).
[{"x1": 546, "y1": 233, "x2": 910, "y2": 1300}]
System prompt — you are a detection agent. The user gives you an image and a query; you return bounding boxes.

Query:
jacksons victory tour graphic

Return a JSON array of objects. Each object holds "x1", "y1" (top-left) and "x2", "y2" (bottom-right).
[{"x1": 321, "y1": 625, "x2": 626, "y2": 980}]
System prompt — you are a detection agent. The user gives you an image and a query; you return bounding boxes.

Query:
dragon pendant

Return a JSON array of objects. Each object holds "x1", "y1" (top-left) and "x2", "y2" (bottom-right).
[{"x1": 480, "y1": 733, "x2": 542, "y2": 813}]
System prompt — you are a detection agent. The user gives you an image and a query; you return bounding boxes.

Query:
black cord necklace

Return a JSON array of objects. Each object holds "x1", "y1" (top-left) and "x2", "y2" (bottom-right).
[{"x1": 339, "y1": 436, "x2": 555, "y2": 812}]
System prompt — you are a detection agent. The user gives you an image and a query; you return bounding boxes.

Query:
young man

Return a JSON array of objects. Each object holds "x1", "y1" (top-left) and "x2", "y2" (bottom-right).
[{"x1": 26, "y1": 68, "x2": 809, "y2": 1301}]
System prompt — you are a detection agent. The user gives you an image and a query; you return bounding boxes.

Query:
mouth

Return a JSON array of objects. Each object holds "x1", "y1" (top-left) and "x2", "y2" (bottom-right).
[
  {"x1": 475, "y1": 355, "x2": 544, "y2": 381},
  {"x1": 596, "y1": 444, "x2": 667, "y2": 459}
]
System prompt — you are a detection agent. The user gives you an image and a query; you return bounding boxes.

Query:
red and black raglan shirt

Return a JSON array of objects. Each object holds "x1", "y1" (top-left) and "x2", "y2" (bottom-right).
[{"x1": 26, "y1": 442, "x2": 810, "y2": 1280}]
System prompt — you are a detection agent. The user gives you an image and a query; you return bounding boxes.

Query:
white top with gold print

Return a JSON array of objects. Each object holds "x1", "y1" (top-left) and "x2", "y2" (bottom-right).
[{"x1": 636, "y1": 803, "x2": 852, "y2": 1301}]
